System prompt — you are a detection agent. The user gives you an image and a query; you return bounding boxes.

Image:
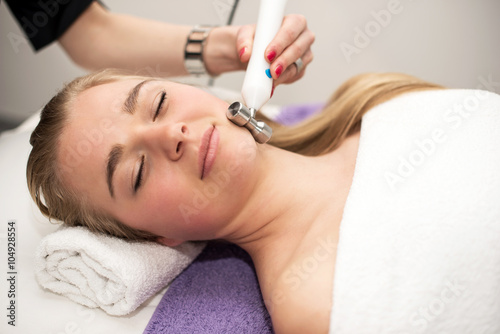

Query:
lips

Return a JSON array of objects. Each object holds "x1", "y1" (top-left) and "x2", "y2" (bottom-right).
[{"x1": 199, "y1": 126, "x2": 219, "y2": 179}]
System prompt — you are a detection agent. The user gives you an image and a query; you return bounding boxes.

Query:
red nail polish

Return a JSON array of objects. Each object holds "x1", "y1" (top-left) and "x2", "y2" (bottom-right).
[
  {"x1": 267, "y1": 50, "x2": 276, "y2": 62},
  {"x1": 275, "y1": 64, "x2": 283, "y2": 78},
  {"x1": 270, "y1": 85, "x2": 275, "y2": 98},
  {"x1": 239, "y1": 47, "x2": 246, "y2": 59}
]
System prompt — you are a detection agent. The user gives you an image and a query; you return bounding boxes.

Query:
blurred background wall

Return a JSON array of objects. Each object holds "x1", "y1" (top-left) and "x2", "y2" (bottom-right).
[{"x1": 1, "y1": 0, "x2": 499, "y2": 130}]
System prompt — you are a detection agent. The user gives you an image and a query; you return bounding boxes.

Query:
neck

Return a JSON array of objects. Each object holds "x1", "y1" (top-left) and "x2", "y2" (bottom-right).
[{"x1": 219, "y1": 142, "x2": 347, "y2": 274}]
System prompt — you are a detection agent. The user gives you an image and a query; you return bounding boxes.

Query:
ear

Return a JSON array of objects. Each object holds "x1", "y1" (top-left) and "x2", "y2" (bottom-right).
[{"x1": 157, "y1": 237, "x2": 184, "y2": 247}]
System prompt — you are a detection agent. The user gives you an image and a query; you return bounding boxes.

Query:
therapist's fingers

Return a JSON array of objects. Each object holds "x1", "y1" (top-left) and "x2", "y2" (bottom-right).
[
  {"x1": 265, "y1": 14, "x2": 315, "y2": 83},
  {"x1": 236, "y1": 24, "x2": 256, "y2": 64},
  {"x1": 274, "y1": 48, "x2": 313, "y2": 86}
]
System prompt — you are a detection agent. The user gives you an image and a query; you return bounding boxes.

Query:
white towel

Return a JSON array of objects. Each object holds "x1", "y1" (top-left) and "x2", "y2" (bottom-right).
[
  {"x1": 35, "y1": 226, "x2": 205, "y2": 316},
  {"x1": 330, "y1": 89, "x2": 500, "y2": 333}
]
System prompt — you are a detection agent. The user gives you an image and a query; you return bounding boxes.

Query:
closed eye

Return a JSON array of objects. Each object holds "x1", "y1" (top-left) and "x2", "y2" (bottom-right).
[
  {"x1": 153, "y1": 90, "x2": 167, "y2": 121},
  {"x1": 134, "y1": 155, "x2": 145, "y2": 193}
]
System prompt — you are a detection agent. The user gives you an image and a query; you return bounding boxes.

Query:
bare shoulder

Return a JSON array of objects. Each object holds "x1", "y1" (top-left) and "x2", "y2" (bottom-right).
[{"x1": 267, "y1": 255, "x2": 335, "y2": 334}]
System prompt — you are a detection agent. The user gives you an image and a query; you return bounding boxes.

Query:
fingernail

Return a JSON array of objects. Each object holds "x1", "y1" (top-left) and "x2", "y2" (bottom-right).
[
  {"x1": 270, "y1": 84, "x2": 275, "y2": 98},
  {"x1": 265, "y1": 69, "x2": 272, "y2": 78},
  {"x1": 239, "y1": 47, "x2": 246, "y2": 59},
  {"x1": 267, "y1": 50, "x2": 276, "y2": 62},
  {"x1": 275, "y1": 64, "x2": 283, "y2": 78}
]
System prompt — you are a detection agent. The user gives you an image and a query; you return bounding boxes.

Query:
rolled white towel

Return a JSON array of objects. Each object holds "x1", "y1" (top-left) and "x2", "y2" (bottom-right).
[{"x1": 35, "y1": 226, "x2": 205, "y2": 316}]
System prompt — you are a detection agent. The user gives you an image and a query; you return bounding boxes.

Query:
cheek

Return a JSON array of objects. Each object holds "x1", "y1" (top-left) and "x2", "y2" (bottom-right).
[
  {"x1": 175, "y1": 88, "x2": 227, "y2": 119},
  {"x1": 219, "y1": 129, "x2": 258, "y2": 182},
  {"x1": 147, "y1": 178, "x2": 191, "y2": 222},
  {"x1": 145, "y1": 177, "x2": 228, "y2": 239},
  {"x1": 118, "y1": 178, "x2": 188, "y2": 235}
]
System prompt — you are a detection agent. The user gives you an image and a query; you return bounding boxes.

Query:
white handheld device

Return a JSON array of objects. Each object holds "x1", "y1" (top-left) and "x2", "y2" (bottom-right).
[
  {"x1": 242, "y1": 0, "x2": 288, "y2": 111},
  {"x1": 226, "y1": 0, "x2": 287, "y2": 144}
]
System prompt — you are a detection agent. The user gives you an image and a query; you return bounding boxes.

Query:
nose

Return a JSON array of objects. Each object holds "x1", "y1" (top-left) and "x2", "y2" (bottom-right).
[{"x1": 142, "y1": 122, "x2": 188, "y2": 161}]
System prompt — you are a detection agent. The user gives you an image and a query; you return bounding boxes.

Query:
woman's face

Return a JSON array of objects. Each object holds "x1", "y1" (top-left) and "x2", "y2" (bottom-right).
[{"x1": 58, "y1": 78, "x2": 259, "y2": 243}]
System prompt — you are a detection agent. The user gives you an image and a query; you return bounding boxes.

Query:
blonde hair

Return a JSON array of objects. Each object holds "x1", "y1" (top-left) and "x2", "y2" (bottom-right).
[
  {"x1": 27, "y1": 70, "x2": 443, "y2": 241},
  {"x1": 263, "y1": 72, "x2": 443, "y2": 155}
]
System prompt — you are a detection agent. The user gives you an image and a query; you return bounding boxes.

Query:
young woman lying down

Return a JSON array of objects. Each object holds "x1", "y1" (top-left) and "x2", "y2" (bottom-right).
[{"x1": 27, "y1": 70, "x2": 500, "y2": 333}]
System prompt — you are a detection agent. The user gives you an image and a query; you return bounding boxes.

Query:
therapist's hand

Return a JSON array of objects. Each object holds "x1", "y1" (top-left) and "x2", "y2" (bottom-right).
[{"x1": 204, "y1": 14, "x2": 314, "y2": 86}]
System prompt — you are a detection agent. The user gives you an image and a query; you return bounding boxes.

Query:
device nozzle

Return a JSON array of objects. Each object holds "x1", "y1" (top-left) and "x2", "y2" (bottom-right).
[{"x1": 227, "y1": 102, "x2": 272, "y2": 144}]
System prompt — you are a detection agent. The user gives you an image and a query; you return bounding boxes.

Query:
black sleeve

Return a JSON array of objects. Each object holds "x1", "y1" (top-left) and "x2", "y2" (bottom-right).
[{"x1": 3, "y1": 0, "x2": 96, "y2": 51}]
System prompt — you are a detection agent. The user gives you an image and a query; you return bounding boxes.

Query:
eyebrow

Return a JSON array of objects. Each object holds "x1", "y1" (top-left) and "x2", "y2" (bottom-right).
[
  {"x1": 122, "y1": 79, "x2": 154, "y2": 115},
  {"x1": 106, "y1": 79, "x2": 154, "y2": 198},
  {"x1": 106, "y1": 144, "x2": 124, "y2": 198}
]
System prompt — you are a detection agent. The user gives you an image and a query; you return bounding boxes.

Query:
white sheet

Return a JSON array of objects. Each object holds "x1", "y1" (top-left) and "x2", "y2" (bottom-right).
[{"x1": 330, "y1": 89, "x2": 500, "y2": 333}]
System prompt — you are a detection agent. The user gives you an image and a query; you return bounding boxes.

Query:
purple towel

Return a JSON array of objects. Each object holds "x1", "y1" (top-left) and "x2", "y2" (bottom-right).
[
  {"x1": 143, "y1": 242, "x2": 273, "y2": 334},
  {"x1": 274, "y1": 102, "x2": 324, "y2": 126}
]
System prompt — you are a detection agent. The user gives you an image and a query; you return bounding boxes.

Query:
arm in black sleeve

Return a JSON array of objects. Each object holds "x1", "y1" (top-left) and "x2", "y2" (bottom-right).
[{"x1": 3, "y1": 0, "x2": 96, "y2": 51}]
